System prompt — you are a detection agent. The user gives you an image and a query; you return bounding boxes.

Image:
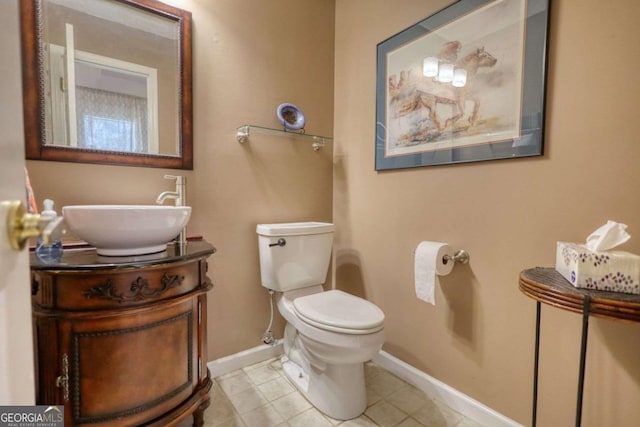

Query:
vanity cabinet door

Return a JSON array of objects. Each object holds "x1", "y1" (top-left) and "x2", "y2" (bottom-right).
[{"x1": 48, "y1": 298, "x2": 200, "y2": 426}]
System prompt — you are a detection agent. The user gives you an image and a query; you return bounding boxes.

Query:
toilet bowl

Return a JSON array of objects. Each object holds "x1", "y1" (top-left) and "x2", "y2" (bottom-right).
[
  {"x1": 257, "y1": 222, "x2": 385, "y2": 420},
  {"x1": 278, "y1": 286, "x2": 384, "y2": 419}
]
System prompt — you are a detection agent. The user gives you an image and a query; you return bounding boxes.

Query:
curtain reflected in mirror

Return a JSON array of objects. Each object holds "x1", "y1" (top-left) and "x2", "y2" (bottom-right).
[
  {"x1": 21, "y1": 0, "x2": 193, "y2": 169},
  {"x1": 77, "y1": 84, "x2": 149, "y2": 153}
]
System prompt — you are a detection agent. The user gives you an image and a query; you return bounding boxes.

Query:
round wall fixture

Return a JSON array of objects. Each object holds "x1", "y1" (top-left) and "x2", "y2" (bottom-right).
[{"x1": 276, "y1": 103, "x2": 305, "y2": 130}]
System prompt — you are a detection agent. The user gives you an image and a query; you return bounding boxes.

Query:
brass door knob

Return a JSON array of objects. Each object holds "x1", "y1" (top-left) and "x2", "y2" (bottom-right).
[{"x1": 2, "y1": 200, "x2": 65, "y2": 251}]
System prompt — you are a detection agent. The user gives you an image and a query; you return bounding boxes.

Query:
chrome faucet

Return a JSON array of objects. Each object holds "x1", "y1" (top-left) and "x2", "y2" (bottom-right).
[
  {"x1": 156, "y1": 175, "x2": 186, "y2": 206},
  {"x1": 156, "y1": 175, "x2": 187, "y2": 246}
]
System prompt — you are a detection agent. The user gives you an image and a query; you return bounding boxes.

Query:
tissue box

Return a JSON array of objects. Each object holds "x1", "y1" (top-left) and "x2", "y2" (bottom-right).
[{"x1": 555, "y1": 242, "x2": 640, "y2": 294}]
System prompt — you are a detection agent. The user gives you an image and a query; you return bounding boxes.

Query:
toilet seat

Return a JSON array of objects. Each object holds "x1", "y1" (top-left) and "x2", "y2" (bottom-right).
[{"x1": 292, "y1": 290, "x2": 384, "y2": 335}]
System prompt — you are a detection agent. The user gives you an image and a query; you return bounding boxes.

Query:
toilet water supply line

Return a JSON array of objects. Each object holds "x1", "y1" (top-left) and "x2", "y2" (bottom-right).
[{"x1": 262, "y1": 289, "x2": 277, "y2": 345}]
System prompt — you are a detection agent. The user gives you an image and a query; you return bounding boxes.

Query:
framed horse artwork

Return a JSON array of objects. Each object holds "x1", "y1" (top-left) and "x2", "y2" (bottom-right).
[{"x1": 375, "y1": 0, "x2": 550, "y2": 170}]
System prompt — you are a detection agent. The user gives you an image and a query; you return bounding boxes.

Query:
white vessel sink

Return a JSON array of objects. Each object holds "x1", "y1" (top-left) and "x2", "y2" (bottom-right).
[{"x1": 62, "y1": 205, "x2": 191, "y2": 256}]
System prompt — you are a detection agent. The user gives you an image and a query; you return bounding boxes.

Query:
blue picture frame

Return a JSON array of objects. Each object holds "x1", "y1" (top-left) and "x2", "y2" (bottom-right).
[{"x1": 375, "y1": 0, "x2": 550, "y2": 170}]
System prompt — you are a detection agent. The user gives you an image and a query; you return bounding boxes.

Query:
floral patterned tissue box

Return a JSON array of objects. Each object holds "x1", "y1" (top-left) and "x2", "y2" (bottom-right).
[{"x1": 555, "y1": 242, "x2": 640, "y2": 294}]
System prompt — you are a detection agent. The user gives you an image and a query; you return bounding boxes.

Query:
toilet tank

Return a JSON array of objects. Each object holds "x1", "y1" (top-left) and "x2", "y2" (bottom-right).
[{"x1": 257, "y1": 222, "x2": 335, "y2": 292}]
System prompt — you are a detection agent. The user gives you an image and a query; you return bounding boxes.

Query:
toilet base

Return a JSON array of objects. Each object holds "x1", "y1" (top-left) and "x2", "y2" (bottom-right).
[{"x1": 281, "y1": 355, "x2": 366, "y2": 420}]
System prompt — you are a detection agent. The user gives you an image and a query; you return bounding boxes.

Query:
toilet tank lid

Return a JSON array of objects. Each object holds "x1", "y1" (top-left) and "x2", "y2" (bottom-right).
[{"x1": 256, "y1": 222, "x2": 334, "y2": 236}]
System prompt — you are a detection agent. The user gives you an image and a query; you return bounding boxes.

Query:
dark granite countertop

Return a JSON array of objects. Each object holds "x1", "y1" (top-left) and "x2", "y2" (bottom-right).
[{"x1": 30, "y1": 239, "x2": 215, "y2": 271}]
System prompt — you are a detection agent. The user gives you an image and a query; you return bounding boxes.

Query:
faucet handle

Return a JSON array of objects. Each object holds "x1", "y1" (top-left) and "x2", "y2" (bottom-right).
[{"x1": 164, "y1": 174, "x2": 185, "y2": 185}]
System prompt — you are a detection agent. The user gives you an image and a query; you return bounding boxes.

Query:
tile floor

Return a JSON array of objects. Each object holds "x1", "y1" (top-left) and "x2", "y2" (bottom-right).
[{"x1": 203, "y1": 357, "x2": 484, "y2": 427}]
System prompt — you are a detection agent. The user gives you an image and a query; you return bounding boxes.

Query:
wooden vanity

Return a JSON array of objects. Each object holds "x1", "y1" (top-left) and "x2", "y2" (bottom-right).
[{"x1": 30, "y1": 240, "x2": 215, "y2": 426}]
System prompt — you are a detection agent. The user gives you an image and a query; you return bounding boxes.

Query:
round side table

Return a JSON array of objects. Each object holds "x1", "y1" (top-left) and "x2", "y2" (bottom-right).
[{"x1": 519, "y1": 267, "x2": 640, "y2": 427}]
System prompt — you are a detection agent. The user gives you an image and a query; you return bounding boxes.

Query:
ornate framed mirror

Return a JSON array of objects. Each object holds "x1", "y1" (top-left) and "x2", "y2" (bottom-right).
[{"x1": 20, "y1": 0, "x2": 193, "y2": 169}]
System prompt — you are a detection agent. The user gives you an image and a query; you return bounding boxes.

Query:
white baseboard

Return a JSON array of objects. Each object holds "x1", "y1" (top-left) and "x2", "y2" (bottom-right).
[
  {"x1": 372, "y1": 351, "x2": 523, "y2": 427},
  {"x1": 207, "y1": 341, "x2": 284, "y2": 378}
]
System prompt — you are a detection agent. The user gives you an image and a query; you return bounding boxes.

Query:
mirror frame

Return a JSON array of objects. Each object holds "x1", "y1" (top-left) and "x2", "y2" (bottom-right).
[{"x1": 20, "y1": 0, "x2": 193, "y2": 169}]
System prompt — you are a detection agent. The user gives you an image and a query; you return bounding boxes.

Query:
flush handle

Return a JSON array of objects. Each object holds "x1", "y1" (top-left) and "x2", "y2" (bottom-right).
[{"x1": 269, "y1": 238, "x2": 286, "y2": 248}]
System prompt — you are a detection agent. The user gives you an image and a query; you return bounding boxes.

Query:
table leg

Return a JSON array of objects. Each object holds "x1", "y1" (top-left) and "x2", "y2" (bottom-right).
[
  {"x1": 575, "y1": 296, "x2": 590, "y2": 427},
  {"x1": 532, "y1": 301, "x2": 541, "y2": 427}
]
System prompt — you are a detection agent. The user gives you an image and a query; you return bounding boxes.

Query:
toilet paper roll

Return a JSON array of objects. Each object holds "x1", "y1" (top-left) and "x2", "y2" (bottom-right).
[{"x1": 414, "y1": 241, "x2": 454, "y2": 305}]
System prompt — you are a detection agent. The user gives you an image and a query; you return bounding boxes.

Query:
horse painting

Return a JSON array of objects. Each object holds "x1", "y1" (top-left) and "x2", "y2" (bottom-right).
[{"x1": 388, "y1": 46, "x2": 498, "y2": 145}]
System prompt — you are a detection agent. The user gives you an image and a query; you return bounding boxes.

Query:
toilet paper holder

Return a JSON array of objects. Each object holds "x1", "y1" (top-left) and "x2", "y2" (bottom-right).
[{"x1": 442, "y1": 249, "x2": 470, "y2": 265}]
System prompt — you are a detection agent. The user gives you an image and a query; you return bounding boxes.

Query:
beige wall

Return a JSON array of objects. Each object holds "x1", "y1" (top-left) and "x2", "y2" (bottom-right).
[
  {"x1": 334, "y1": 0, "x2": 640, "y2": 426},
  {"x1": 26, "y1": 0, "x2": 335, "y2": 361}
]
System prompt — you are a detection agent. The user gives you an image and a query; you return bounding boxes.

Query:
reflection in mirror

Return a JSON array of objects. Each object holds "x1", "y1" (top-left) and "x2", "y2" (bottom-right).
[
  {"x1": 47, "y1": 42, "x2": 160, "y2": 153},
  {"x1": 21, "y1": 0, "x2": 193, "y2": 169}
]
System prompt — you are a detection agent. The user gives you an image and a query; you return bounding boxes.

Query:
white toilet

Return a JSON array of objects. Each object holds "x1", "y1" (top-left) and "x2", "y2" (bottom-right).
[{"x1": 257, "y1": 222, "x2": 385, "y2": 420}]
